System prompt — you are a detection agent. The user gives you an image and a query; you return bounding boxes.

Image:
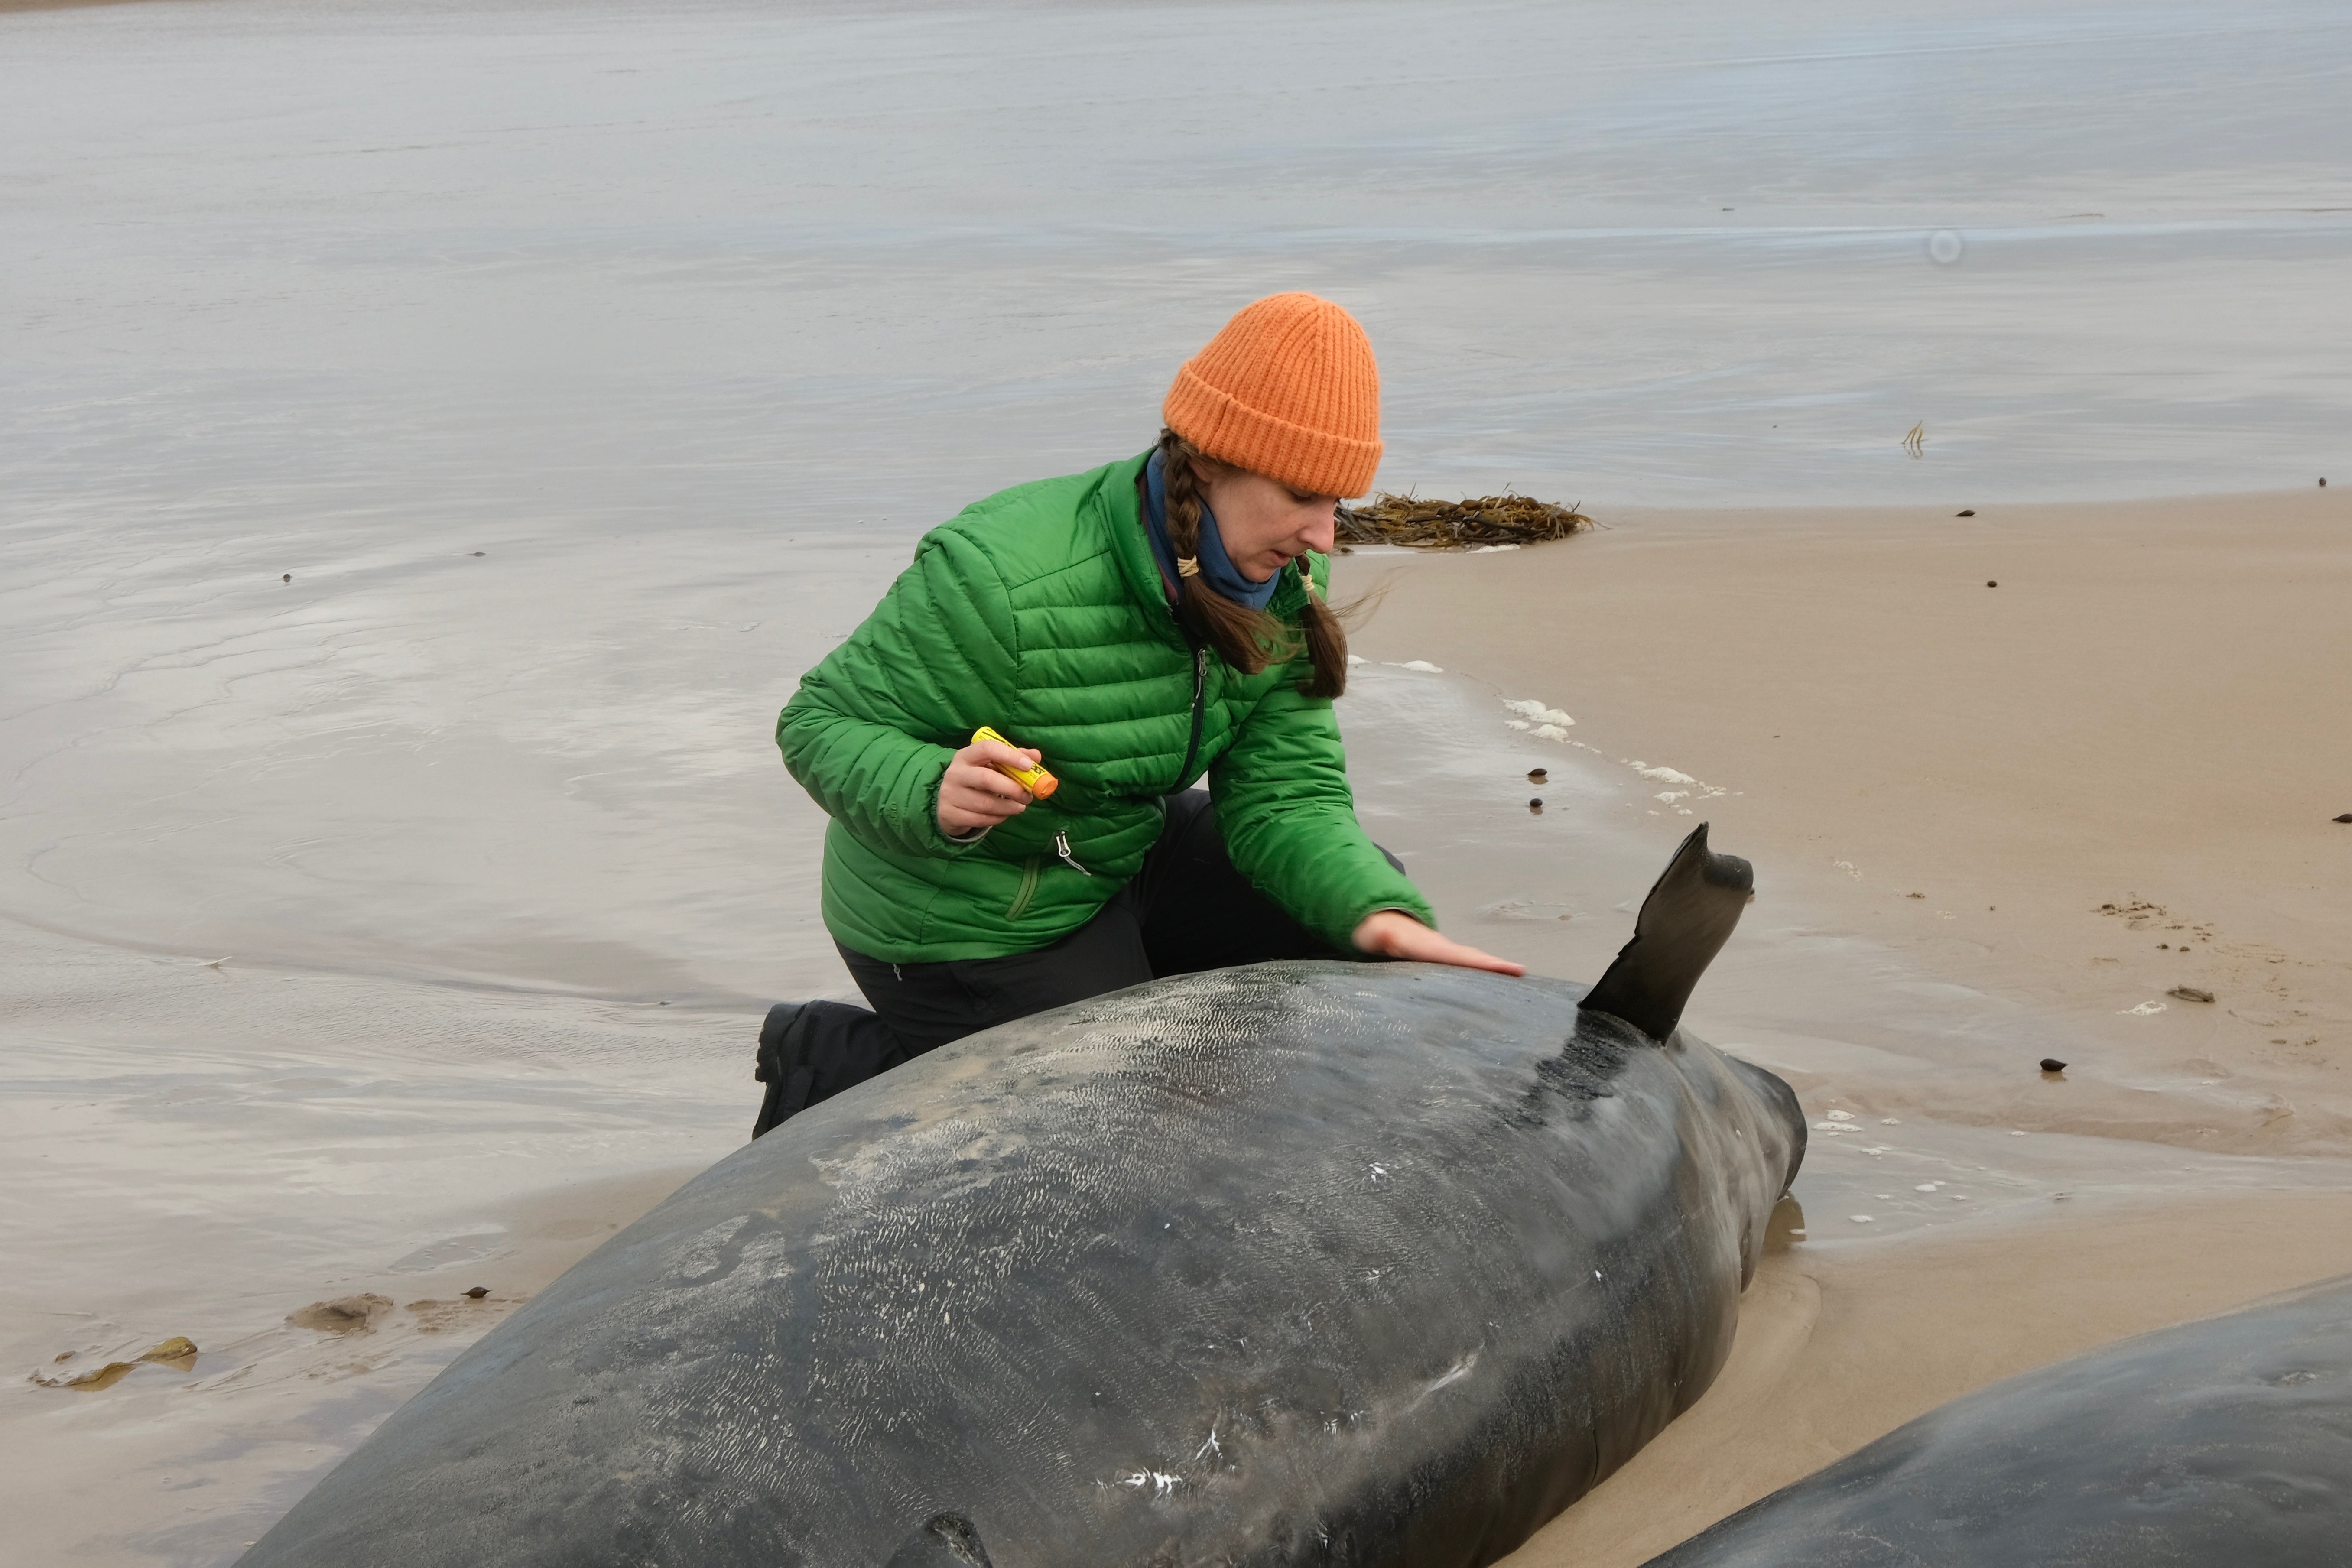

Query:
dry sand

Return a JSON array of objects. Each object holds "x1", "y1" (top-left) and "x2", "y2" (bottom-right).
[{"x1": 1336, "y1": 485, "x2": 2352, "y2": 1564}]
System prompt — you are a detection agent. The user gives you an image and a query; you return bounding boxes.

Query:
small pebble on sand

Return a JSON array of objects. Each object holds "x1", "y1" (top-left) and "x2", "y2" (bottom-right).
[
  {"x1": 1527, "y1": 799, "x2": 1543, "y2": 814},
  {"x1": 281, "y1": 573, "x2": 291, "y2": 583},
  {"x1": 1956, "y1": 509, "x2": 1975, "y2": 516},
  {"x1": 2169, "y1": 985, "x2": 2215, "y2": 1003},
  {"x1": 1527, "y1": 768, "x2": 1547, "y2": 783},
  {"x1": 465, "y1": 1286, "x2": 490, "y2": 1300},
  {"x1": 2040, "y1": 1058, "x2": 2066, "y2": 1074},
  {"x1": 2335, "y1": 813, "x2": 2352, "y2": 824},
  {"x1": 1986, "y1": 580, "x2": 1998, "y2": 588}
]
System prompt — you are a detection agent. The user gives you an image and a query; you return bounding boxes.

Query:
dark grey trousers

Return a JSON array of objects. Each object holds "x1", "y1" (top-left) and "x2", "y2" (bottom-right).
[{"x1": 753, "y1": 790, "x2": 1400, "y2": 1136}]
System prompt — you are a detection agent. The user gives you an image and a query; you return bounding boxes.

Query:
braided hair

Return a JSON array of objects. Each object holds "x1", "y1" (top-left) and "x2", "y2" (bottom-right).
[{"x1": 1155, "y1": 427, "x2": 1351, "y2": 699}]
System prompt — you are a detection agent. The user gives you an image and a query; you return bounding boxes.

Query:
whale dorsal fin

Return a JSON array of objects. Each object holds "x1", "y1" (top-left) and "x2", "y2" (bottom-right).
[
  {"x1": 1578, "y1": 823, "x2": 1753, "y2": 1040},
  {"x1": 885, "y1": 1514, "x2": 997, "y2": 1568}
]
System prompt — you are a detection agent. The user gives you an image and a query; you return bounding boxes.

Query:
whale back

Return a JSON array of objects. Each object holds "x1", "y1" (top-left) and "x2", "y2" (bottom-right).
[
  {"x1": 237, "y1": 963, "x2": 1801, "y2": 1568},
  {"x1": 238, "y1": 831, "x2": 1800, "y2": 1568}
]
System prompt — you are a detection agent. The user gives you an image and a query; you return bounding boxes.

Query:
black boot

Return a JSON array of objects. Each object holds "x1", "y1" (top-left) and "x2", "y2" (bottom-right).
[{"x1": 750, "y1": 1001, "x2": 809, "y2": 1139}]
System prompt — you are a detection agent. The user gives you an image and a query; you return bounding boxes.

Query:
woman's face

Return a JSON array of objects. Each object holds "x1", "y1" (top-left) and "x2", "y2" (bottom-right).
[{"x1": 1193, "y1": 459, "x2": 1338, "y2": 583}]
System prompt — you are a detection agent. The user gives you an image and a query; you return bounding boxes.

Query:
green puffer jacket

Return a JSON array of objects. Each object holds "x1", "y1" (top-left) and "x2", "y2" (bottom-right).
[{"x1": 776, "y1": 448, "x2": 1436, "y2": 962}]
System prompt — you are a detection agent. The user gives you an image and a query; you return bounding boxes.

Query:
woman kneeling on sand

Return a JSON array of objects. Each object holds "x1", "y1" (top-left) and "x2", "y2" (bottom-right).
[{"x1": 757, "y1": 292, "x2": 1520, "y2": 1134}]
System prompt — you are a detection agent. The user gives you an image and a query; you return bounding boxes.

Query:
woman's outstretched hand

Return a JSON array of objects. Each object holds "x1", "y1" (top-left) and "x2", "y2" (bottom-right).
[
  {"x1": 938, "y1": 737, "x2": 1045, "y2": 837},
  {"x1": 1351, "y1": 910, "x2": 1526, "y2": 976}
]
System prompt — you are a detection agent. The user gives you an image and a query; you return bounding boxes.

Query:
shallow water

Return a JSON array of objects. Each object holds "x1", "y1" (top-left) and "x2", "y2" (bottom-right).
[
  {"x1": 5, "y1": 0, "x2": 2349, "y2": 1560},
  {"x1": 7, "y1": 0, "x2": 2350, "y2": 995}
]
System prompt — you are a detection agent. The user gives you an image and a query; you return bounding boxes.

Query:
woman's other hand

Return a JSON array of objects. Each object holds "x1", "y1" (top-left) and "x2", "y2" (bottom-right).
[
  {"x1": 938, "y1": 739, "x2": 1045, "y2": 837},
  {"x1": 1351, "y1": 910, "x2": 1526, "y2": 976}
]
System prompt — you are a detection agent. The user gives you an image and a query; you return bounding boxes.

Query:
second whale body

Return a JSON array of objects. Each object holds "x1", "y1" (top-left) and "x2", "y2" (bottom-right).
[
  {"x1": 1643, "y1": 1273, "x2": 2352, "y2": 1568},
  {"x1": 238, "y1": 825, "x2": 1803, "y2": 1566}
]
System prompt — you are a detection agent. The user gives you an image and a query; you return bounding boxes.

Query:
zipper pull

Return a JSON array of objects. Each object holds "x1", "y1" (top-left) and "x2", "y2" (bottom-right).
[{"x1": 1053, "y1": 829, "x2": 1092, "y2": 876}]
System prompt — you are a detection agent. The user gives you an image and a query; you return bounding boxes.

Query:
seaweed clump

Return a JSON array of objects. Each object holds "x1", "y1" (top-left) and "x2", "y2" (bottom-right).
[{"x1": 1335, "y1": 492, "x2": 1591, "y2": 551}]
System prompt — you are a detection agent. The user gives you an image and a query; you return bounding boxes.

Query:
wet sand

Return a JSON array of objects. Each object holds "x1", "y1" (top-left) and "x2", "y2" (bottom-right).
[
  {"x1": 1349, "y1": 486, "x2": 2352, "y2": 1158},
  {"x1": 1332, "y1": 485, "x2": 2352, "y2": 1563},
  {"x1": 6, "y1": 493, "x2": 2346, "y2": 1562}
]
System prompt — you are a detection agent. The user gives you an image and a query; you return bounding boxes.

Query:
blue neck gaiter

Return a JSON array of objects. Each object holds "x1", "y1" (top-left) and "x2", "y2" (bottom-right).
[{"x1": 1143, "y1": 450, "x2": 1283, "y2": 611}]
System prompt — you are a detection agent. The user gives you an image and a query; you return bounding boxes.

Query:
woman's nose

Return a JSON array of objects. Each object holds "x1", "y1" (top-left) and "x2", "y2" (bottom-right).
[{"x1": 1299, "y1": 502, "x2": 1337, "y2": 554}]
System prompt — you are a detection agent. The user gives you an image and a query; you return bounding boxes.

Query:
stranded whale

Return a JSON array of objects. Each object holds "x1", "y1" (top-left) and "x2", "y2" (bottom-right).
[
  {"x1": 1641, "y1": 1272, "x2": 2352, "y2": 1567},
  {"x1": 238, "y1": 824, "x2": 1803, "y2": 1567}
]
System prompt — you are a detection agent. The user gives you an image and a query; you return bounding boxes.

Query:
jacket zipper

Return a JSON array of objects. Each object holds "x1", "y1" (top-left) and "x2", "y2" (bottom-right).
[
  {"x1": 1027, "y1": 637, "x2": 1200, "y2": 903},
  {"x1": 1174, "y1": 640, "x2": 1209, "y2": 788},
  {"x1": 1005, "y1": 855, "x2": 1042, "y2": 920}
]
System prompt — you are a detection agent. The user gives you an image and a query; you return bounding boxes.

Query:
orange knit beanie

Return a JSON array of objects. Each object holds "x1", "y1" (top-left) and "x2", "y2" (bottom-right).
[{"x1": 1163, "y1": 292, "x2": 1383, "y2": 499}]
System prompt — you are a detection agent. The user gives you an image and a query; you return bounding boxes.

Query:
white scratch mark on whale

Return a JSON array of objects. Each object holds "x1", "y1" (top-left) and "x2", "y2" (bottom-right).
[{"x1": 1419, "y1": 1351, "x2": 1480, "y2": 1402}]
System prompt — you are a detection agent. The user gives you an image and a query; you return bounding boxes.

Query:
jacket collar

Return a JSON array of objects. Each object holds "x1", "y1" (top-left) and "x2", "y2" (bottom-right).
[{"x1": 1092, "y1": 448, "x2": 1321, "y2": 646}]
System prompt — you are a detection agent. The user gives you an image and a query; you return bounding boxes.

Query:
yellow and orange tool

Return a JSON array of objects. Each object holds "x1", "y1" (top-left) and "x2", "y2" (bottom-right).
[{"x1": 970, "y1": 726, "x2": 1057, "y2": 799}]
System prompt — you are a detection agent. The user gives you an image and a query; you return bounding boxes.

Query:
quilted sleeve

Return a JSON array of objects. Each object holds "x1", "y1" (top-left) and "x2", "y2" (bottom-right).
[
  {"x1": 1211, "y1": 668, "x2": 1437, "y2": 951},
  {"x1": 776, "y1": 528, "x2": 1019, "y2": 860}
]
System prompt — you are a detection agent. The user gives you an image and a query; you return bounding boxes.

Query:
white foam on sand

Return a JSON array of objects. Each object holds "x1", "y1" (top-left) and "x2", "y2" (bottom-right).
[{"x1": 1501, "y1": 698, "x2": 1579, "y2": 747}]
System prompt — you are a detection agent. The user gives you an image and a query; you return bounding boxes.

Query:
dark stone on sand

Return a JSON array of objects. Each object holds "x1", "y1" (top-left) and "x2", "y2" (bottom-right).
[
  {"x1": 2039, "y1": 1058, "x2": 2067, "y2": 1074},
  {"x1": 289, "y1": 1295, "x2": 394, "y2": 1333},
  {"x1": 1986, "y1": 580, "x2": 1998, "y2": 587},
  {"x1": 1528, "y1": 768, "x2": 1548, "y2": 782},
  {"x1": 2335, "y1": 813, "x2": 2352, "y2": 823},
  {"x1": 1956, "y1": 509, "x2": 1975, "y2": 516},
  {"x1": 2169, "y1": 986, "x2": 2215, "y2": 1004},
  {"x1": 1529, "y1": 798, "x2": 1543, "y2": 812},
  {"x1": 465, "y1": 1287, "x2": 490, "y2": 1300},
  {"x1": 282, "y1": 573, "x2": 291, "y2": 582}
]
